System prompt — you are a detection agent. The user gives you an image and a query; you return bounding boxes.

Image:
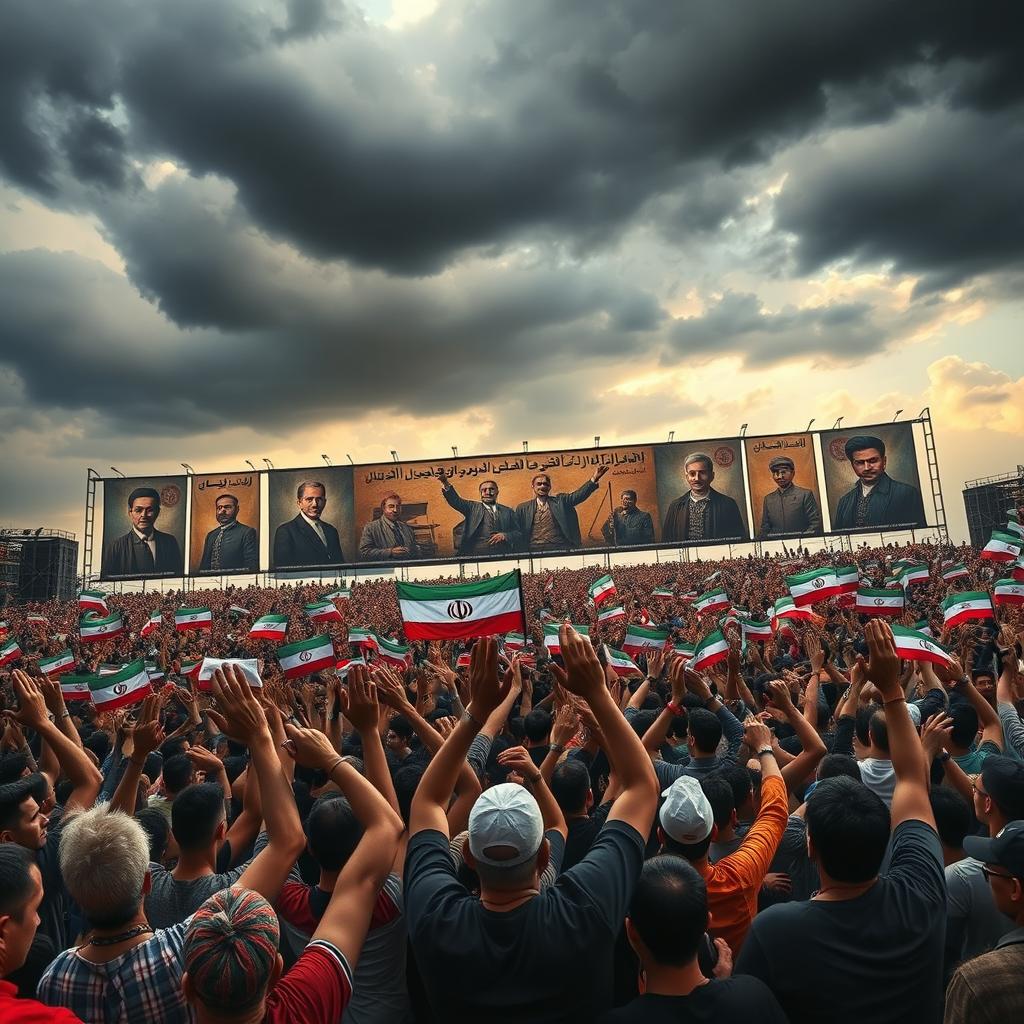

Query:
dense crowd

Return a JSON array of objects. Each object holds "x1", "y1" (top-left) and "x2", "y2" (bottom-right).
[{"x1": 1, "y1": 539, "x2": 1023, "y2": 1023}]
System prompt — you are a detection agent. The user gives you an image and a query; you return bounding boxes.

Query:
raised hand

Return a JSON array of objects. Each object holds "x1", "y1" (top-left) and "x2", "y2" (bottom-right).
[
  {"x1": 919, "y1": 712, "x2": 953, "y2": 759},
  {"x1": 186, "y1": 744, "x2": 224, "y2": 779},
  {"x1": 559, "y1": 623, "x2": 605, "y2": 699},
  {"x1": 207, "y1": 664, "x2": 269, "y2": 744},
  {"x1": 496, "y1": 745, "x2": 542, "y2": 782},
  {"x1": 804, "y1": 632, "x2": 825, "y2": 673},
  {"x1": 743, "y1": 716, "x2": 773, "y2": 752},
  {"x1": 129, "y1": 694, "x2": 165, "y2": 761},
  {"x1": 767, "y1": 678, "x2": 795, "y2": 712},
  {"x1": 467, "y1": 637, "x2": 512, "y2": 719},
  {"x1": 10, "y1": 670, "x2": 48, "y2": 730},
  {"x1": 551, "y1": 704, "x2": 579, "y2": 747},
  {"x1": 340, "y1": 667, "x2": 380, "y2": 733},
  {"x1": 38, "y1": 675, "x2": 67, "y2": 717},
  {"x1": 281, "y1": 723, "x2": 339, "y2": 772},
  {"x1": 864, "y1": 620, "x2": 901, "y2": 699}
]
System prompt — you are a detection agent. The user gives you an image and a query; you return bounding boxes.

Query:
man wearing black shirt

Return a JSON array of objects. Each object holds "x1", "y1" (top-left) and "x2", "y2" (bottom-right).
[{"x1": 598, "y1": 856, "x2": 785, "y2": 1023}]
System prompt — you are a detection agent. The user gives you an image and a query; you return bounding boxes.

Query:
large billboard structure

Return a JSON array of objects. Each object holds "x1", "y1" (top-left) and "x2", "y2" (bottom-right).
[{"x1": 89, "y1": 415, "x2": 945, "y2": 581}]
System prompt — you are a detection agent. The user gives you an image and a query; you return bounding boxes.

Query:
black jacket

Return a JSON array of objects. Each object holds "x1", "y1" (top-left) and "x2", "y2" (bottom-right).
[{"x1": 272, "y1": 514, "x2": 345, "y2": 568}]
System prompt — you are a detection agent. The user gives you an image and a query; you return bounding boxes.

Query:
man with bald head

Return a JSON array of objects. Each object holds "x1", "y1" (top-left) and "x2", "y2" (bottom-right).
[{"x1": 662, "y1": 452, "x2": 747, "y2": 543}]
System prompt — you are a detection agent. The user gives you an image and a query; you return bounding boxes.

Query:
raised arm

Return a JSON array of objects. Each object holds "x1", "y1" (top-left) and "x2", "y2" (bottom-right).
[
  {"x1": 342, "y1": 667, "x2": 400, "y2": 817},
  {"x1": 640, "y1": 657, "x2": 686, "y2": 755},
  {"x1": 766, "y1": 680, "x2": 826, "y2": 792},
  {"x1": 109, "y1": 694, "x2": 165, "y2": 816}
]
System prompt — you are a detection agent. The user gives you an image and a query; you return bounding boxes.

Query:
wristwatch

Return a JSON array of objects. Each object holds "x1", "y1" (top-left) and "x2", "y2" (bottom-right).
[{"x1": 755, "y1": 747, "x2": 774, "y2": 758}]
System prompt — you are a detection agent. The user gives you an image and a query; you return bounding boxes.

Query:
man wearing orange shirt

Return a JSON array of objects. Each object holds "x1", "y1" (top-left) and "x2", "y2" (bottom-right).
[{"x1": 653, "y1": 718, "x2": 787, "y2": 955}]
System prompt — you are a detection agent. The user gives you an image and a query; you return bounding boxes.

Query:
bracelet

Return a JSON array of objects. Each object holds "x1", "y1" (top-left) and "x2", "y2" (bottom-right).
[
  {"x1": 59, "y1": 711, "x2": 71, "y2": 721},
  {"x1": 883, "y1": 696, "x2": 907, "y2": 706},
  {"x1": 666, "y1": 701, "x2": 682, "y2": 716},
  {"x1": 549, "y1": 743, "x2": 566, "y2": 754},
  {"x1": 461, "y1": 708, "x2": 484, "y2": 729},
  {"x1": 324, "y1": 755, "x2": 345, "y2": 776},
  {"x1": 756, "y1": 747, "x2": 774, "y2": 757}
]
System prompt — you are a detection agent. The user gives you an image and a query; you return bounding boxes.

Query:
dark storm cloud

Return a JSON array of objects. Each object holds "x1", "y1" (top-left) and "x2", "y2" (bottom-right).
[{"x1": 1, "y1": 0, "x2": 1022, "y2": 277}]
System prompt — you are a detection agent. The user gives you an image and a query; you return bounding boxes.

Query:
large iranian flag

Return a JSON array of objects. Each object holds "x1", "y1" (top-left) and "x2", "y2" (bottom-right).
[
  {"x1": 543, "y1": 623, "x2": 590, "y2": 655},
  {"x1": 175, "y1": 607, "x2": 213, "y2": 632},
  {"x1": 622, "y1": 625, "x2": 669, "y2": 656},
  {"x1": 0, "y1": 638, "x2": 22, "y2": 667},
  {"x1": 78, "y1": 590, "x2": 109, "y2": 615},
  {"x1": 38, "y1": 650, "x2": 75, "y2": 676},
  {"x1": 597, "y1": 604, "x2": 627, "y2": 624},
  {"x1": 942, "y1": 591, "x2": 995, "y2": 629},
  {"x1": 855, "y1": 588, "x2": 905, "y2": 615},
  {"x1": 835, "y1": 566, "x2": 860, "y2": 593},
  {"x1": 941, "y1": 563, "x2": 971, "y2": 583},
  {"x1": 787, "y1": 568, "x2": 841, "y2": 606},
  {"x1": 140, "y1": 612, "x2": 162, "y2": 637},
  {"x1": 397, "y1": 570, "x2": 524, "y2": 641},
  {"x1": 276, "y1": 635, "x2": 335, "y2": 679},
  {"x1": 588, "y1": 574, "x2": 617, "y2": 606},
  {"x1": 897, "y1": 563, "x2": 930, "y2": 589},
  {"x1": 79, "y1": 612, "x2": 125, "y2": 643},
  {"x1": 305, "y1": 601, "x2": 343, "y2": 624},
  {"x1": 694, "y1": 589, "x2": 730, "y2": 615},
  {"x1": 890, "y1": 626, "x2": 957, "y2": 668},
  {"x1": 692, "y1": 630, "x2": 729, "y2": 671},
  {"x1": 377, "y1": 636, "x2": 412, "y2": 669},
  {"x1": 994, "y1": 579, "x2": 1024, "y2": 606},
  {"x1": 87, "y1": 660, "x2": 152, "y2": 712},
  {"x1": 503, "y1": 632, "x2": 526, "y2": 652},
  {"x1": 59, "y1": 676, "x2": 91, "y2": 702},
  {"x1": 603, "y1": 644, "x2": 640, "y2": 677},
  {"x1": 981, "y1": 531, "x2": 1022, "y2": 562},
  {"x1": 197, "y1": 657, "x2": 262, "y2": 692},
  {"x1": 250, "y1": 614, "x2": 289, "y2": 640}
]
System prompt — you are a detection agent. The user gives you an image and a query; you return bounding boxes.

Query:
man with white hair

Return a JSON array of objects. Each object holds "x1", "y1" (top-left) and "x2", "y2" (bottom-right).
[
  {"x1": 662, "y1": 452, "x2": 747, "y2": 543},
  {"x1": 404, "y1": 629, "x2": 658, "y2": 1020}
]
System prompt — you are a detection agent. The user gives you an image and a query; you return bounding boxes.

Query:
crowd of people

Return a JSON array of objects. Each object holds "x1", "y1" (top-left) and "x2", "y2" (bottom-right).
[{"x1": 1, "y1": 538, "x2": 1023, "y2": 1022}]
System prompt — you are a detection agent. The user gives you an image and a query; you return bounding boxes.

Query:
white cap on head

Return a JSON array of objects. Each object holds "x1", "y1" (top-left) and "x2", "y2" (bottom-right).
[
  {"x1": 659, "y1": 776, "x2": 714, "y2": 844},
  {"x1": 468, "y1": 783, "x2": 544, "y2": 867},
  {"x1": 907, "y1": 702, "x2": 922, "y2": 727}
]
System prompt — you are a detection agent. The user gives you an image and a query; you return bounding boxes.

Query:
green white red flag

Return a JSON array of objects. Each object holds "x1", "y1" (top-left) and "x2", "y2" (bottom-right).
[
  {"x1": 587, "y1": 574, "x2": 617, "y2": 606},
  {"x1": 835, "y1": 566, "x2": 860, "y2": 594},
  {"x1": 179, "y1": 660, "x2": 202, "y2": 680},
  {"x1": 1013, "y1": 556, "x2": 1024, "y2": 582},
  {"x1": 692, "y1": 630, "x2": 730, "y2": 672},
  {"x1": 543, "y1": 623, "x2": 590, "y2": 655},
  {"x1": 396, "y1": 570, "x2": 525, "y2": 641},
  {"x1": 1005, "y1": 510, "x2": 1023, "y2": 540},
  {"x1": 376, "y1": 636, "x2": 412, "y2": 669},
  {"x1": 672, "y1": 641, "x2": 696, "y2": 660},
  {"x1": 79, "y1": 590, "x2": 108, "y2": 615},
  {"x1": 348, "y1": 628, "x2": 380, "y2": 651},
  {"x1": 0, "y1": 638, "x2": 22, "y2": 667},
  {"x1": 741, "y1": 619, "x2": 773, "y2": 642},
  {"x1": 325, "y1": 586, "x2": 352, "y2": 601},
  {"x1": 250, "y1": 614, "x2": 289, "y2": 640},
  {"x1": 854, "y1": 588, "x2": 905, "y2": 615},
  {"x1": 993, "y1": 579, "x2": 1024, "y2": 606},
  {"x1": 897, "y1": 563, "x2": 930, "y2": 589},
  {"x1": 653, "y1": 586, "x2": 675, "y2": 600},
  {"x1": 942, "y1": 591, "x2": 995, "y2": 628},
  {"x1": 335, "y1": 657, "x2": 366, "y2": 678},
  {"x1": 276, "y1": 635, "x2": 335, "y2": 679},
  {"x1": 941, "y1": 563, "x2": 970, "y2": 583},
  {"x1": 603, "y1": 644, "x2": 640, "y2": 677},
  {"x1": 694, "y1": 589, "x2": 730, "y2": 615},
  {"x1": 305, "y1": 601, "x2": 343, "y2": 623},
  {"x1": 86, "y1": 659, "x2": 152, "y2": 712},
  {"x1": 140, "y1": 612, "x2": 162, "y2": 638},
  {"x1": 229, "y1": 605, "x2": 250, "y2": 617},
  {"x1": 59, "y1": 676, "x2": 91, "y2": 702},
  {"x1": 79, "y1": 613, "x2": 125, "y2": 643},
  {"x1": 622, "y1": 625, "x2": 669, "y2": 656},
  {"x1": 145, "y1": 662, "x2": 165, "y2": 682},
  {"x1": 596, "y1": 604, "x2": 627, "y2": 624},
  {"x1": 26, "y1": 614, "x2": 48, "y2": 627},
  {"x1": 786, "y1": 568, "x2": 841, "y2": 606},
  {"x1": 38, "y1": 650, "x2": 75, "y2": 676},
  {"x1": 981, "y1": 531, "x2": 1022, "y2": 562},
  {"x1": 772, "y1": 596, "x2": 817, "y2": 623},
  {"x1": 175, "y1": 607, "x2": 213, "y2": 632},
  {"x1": 503, "y1": 632, "x2": 526, "y2": 652},
  {"x1": 890, "y1": 626, "x2": 957, "y2": 668}
]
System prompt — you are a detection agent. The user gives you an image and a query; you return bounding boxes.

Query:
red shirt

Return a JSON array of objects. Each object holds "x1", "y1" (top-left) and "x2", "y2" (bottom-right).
[
  {"x1": 262, "y1": 940, "x2": 352, "y2": 1024},
  {"x1": 0, "y1": 980, "x2": 83, "y2": 1023}
]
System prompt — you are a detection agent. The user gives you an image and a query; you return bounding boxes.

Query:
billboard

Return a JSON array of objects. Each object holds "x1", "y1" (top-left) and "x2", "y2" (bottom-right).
[
  {"x1": 744, "y1": 432, "x2": 823, "y2": 540},
  {"x1": 818, "y1": 422, "x2": 927, "y2": 533},
  {"x1": 189, "y1": 471, "x2": 261, "y2": 576},
  {"x1": 653, "y1": 439, "x2": 749, "y2": 544},
  {"x1": 100, "y1": 476, "x2": 187, "y2": 580},
  {"x1": 267, "y1": 467, "x2": 356, "y2": 572}
]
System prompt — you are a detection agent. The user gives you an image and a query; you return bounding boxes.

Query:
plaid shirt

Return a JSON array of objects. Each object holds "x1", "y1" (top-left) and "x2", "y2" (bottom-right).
[
  {"x1": 36, "y1": 922, "x2": 194, "y2": 1024},
  {"x1": 945, "y1": 928, "x2": 1024, "y2": 1023}
]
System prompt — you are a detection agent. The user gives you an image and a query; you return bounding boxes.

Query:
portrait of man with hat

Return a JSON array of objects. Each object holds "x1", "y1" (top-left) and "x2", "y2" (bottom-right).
[
  {"x1": 832, "y1": 434, "x2": 925, "y2": 531},
  {"x1": 758, "y1": 455, "x2": 822, "y2": 538}
]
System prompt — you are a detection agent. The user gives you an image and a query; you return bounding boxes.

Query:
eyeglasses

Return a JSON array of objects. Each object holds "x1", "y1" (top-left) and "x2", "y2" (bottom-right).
[{"x1": 980, "y1": 866, "x2": 1015, "y2": 883}]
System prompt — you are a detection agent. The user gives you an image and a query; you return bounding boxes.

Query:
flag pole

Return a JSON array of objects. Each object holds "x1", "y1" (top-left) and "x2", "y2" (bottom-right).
[{"x1": 515, "y1": 568, "x2": 528, "y2": 638}]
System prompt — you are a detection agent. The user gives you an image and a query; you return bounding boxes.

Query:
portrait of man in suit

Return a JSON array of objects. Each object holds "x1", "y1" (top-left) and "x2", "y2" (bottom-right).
[
  {"x1": 359, "y1": 493, "x2": 421, "y2": 561},
  {"x1": 438, "y1": 470, "x2": 521, "y2": 556},
  {"x1": 832, "y1": 435, "x2": 925, "y2": 531},
  {"x1": 102, "y1": 486, "x2": 184, "y2": 577},
  {"x1": 198, "y1": 494, "x2": 259, "y2": 573},
  {"x1": 661, "y1": 452, "x2": 747, "y2": 543},
  {"x1": 758, "y1": 457, "x2": 822, "y2": 538},
  {"x1": 602, "y1": 489, "x2": 655, "y2": 547},
  {"x1": 272, "y1": 480, "x2": 345, "y2": 568},
  {"x1": 515, "y1": 465, "x2": 608, "y2": 552}
]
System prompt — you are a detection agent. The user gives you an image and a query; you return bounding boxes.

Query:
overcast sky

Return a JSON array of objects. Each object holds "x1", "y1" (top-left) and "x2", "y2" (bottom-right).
[{"x1": 1, "y1": 0, "x2": 1022, "y2": 553}]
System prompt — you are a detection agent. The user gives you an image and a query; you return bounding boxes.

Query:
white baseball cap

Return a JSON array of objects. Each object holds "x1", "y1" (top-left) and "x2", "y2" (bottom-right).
[
  {"x1": 659, "y1": 776, "x2": 714, "y2": 844},
  {"x1": 468, "y1": 783, "x2": 544, "y2": 867}
]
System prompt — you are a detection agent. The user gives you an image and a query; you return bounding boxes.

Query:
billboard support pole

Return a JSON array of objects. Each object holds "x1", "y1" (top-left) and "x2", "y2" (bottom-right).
[
  {"x1": 920, "y1": 408, "x2": 949, "y2": 545},
  {"x1": 83, "y1": 468, "x2": 100, "y2": 587}
]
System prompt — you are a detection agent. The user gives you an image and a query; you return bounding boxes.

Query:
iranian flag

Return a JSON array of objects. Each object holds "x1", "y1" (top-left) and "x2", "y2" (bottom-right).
[
  {"x1": 59, "y1": 676, "x2": 91, "y2": 702},
  {"x1": 377, "y1": 636, "x2": 412, "y2": 669},
  {"x1": 741, "y1": 619, "x2": 773, "y2": 642},
  {"x1": 87, "y1": 660, "x2": 152, "y2": 712},
  {"x1": 884, "y1": 576, "x2": 902, "y2": 590},
  {"x1": 543, "y1": 623, "x2": 590, "y2": 655},
  {"x1": 981, "y1": 531, "x2": 1022, "y2": 562},
  {"x1": 503, "y1": 632, "x2": 526, "y2": 652},
  {"x1": 229, "y1": 605, "x2": 250, "y2": 617},
  {"x1": 855, "y1": 588, "x2": 905, "y2": 615},
  {"x1": 694, "y1": 589, "x2": 730, "y2": 615},
  {"x1": 680, "y1": 590, "x2": 699, "y2": 603},
  {"x1": 348, "y1": 628, "x2": 380, "y2": 651},
  {"x1": 912, "y1": 620, "x2": 933, "y2": 638},
  {"x1": 79, "y1": 613, "x2": 125, "y2": 643},
  {"x1": 277, "y1": 634, "x2": 335, "y2": 679},
  {"x1": 38, "y1": 650, "x2": 75, "y2": 676},
  {"x1": 325, "y1": 586, "x2": 351, "y2": 601},
  {"x1": 197, "y1": 657, "x2": 262, "y2": 692},
  {"x1": 994, "y1": 579, "x2": 1024, "y2": 606},
  {"x1": 897, "y1": 563, "x2": 930, "y2": 589},
  {"x1": 145, "y1": 661, "x2": 165, "y2": 682},
  {"x1": 653, "y1": 586, "x2": 676, "y2": 600},
  {"x1": 140, "y1": 612, "x2": 162, "y2": 637},
  {"x1": 98, "y1": 663, "x2": 123, "y2": 675},
  {"x1": 397, "y1": 570, "x2": 525, "y2": 641},
  {"x1": 622, "y1": 625, "x2": 669, "y2": 656},
  {"x1": 772, "y1": 596, "x2": 817, "y2": 623},
  {"x1": 0, "y1": 638, "x2": 22, "y2": 667},
  {"x1": 305, "y1": 601, "x2": 343, "y2": 624},
  {"x1": 835, "y1": 566, "x2": 860, "y2": 594},
  {"x1": 942, "y1": 563, "x2": 971, "y2": 583},
  {"x1": 1006, "y1": 510, "x2": 1023, "y2": 540},
  {"x1": 26, "y1": 613, "x2": 48, "y2": 627},
  {"x1": 179, "y1": 660, "x2": 202, "y2": 680},
  {"x1": 942, "y1": 591, "x2": 995, "y2": 629},
  {"x1": 250, "y1": 614, "x2": 289, "y2": 640},
  {"x1": 692, "y1": 630, "x2": 730, "y2": 672},
  {"x1": 890, "y1": 626, "x2": 958, "y2": 668},
  {"x1": 175, "y1": 607, "x2": 213, "y2": 632},
  {"x1": 673, "y1": 641, "x2": 696, "y2": 659},
  {"x1": 79, "y1": 590, "x2": 109, "y2": 614},
  {"x1": 603, "y1": 644, "x2": 640, "y2": 677},
  {"x1": 787, "y1": 568, "x2": 841, "y2": 606},
  {"x1": 1012, "y1": 556, "x2": 1024, "y2": 582},
  {"x1": 335, "y1": 657, "x2": 366, "y2": 678},
  {"x1": 596, "y1": 604, "x2": 627, "y2": 624},
  {"x1": 588, "y1": 574, "x2": 617, "y2": 606}
]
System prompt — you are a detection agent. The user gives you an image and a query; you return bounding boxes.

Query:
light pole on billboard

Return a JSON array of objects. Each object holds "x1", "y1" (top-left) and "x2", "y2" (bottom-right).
[
  {"x1": 892, "y1": 409, "x2": 903, "y2": 421},
  {"x1": 262, "y1": 458, "x2": 274, "y2": 470},
  {"x1": 180, "y1": 464, "x2": 194, "y2": 475},
  {"x1": 667, "y1": 431, "x2": 674, "y2": 442},
  {"x1": 390, "y1": 450, "x2": 399, "y2": 463},
  {"x1": 110, "y1": 467, "x2": 126, "y2": 477},
  {"x1": 452, "y1": 446, "x2": 458, "y2": 458},
  {"x1": 805, "y1": 419, "x2": 815, "y2": 432},
  {"x1": 321, "y1": 454, "x2": 332, "y2": 466},
  {"x1": 739, "y1": 423, "x2": 748, "y2": 437},
  {"x1": 346, "y1": 454, "x2": 354, "y2": 465},
  {"x1": 244, "y1": 460, "x2": 256, "y2": 472},
  {"x1": 832, "y1": 417, "x2": 843, "y2": 429},
  {"x1": 522, "y1": 441, "x2": 528, "y2": 452}
]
